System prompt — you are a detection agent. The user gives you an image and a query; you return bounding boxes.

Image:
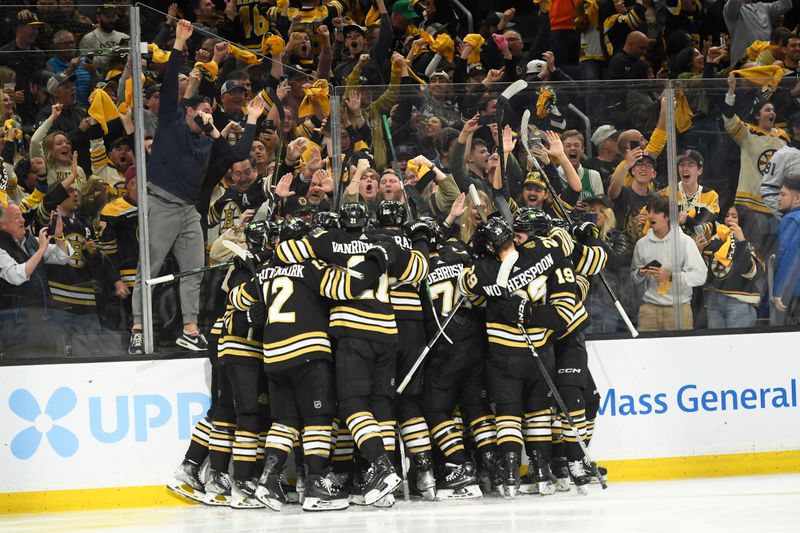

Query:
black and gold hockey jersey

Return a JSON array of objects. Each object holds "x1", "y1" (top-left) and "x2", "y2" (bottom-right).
[
  {"x1": 96, "y1": 196, "x2": 138, "y2": 288},
  {"x1": 208, "y1": 179, "x2": 267, "y2": 232},
  {"x1": 547, "y1": 226, "x2": 609, "y2": 305},
  {"x1": 274, "y1": 229, "x2": 426, "y2": 343},
  {"x1": 459, "y1": 235, "x2": 587, "y2": 354},
  {"x1": 229, "y1": 255, "x2": 382, "y2": 372},
  {"x1": 366, "y1": 228, "x2": 429, "y2": 322},
  {"x1": 424, "y1": 243, "x2": 486, "y2": 342},
  {"x1": 266, "y1": 2, "x2": 344, "y2": 56},
  {"x1": 232, "y1": 0, "x2": 276, "y2": 53}
]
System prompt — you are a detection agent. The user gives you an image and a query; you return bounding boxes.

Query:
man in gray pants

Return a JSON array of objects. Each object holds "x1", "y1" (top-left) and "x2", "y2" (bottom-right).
[{"x1": 129, "y1": 19, "x2": 262, "y2": 353}]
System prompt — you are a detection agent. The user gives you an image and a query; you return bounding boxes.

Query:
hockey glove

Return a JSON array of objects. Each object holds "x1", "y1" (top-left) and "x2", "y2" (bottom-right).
[
  {"x1": 495, "y1": 294, "x2": 533, "y2": 326},
  {"x1": 405, "y1": 219, "x2": 435, "y2": 243},
  {"x1": 570, "y1": 221, "x2": 599, "y2": 244},
  {"x1": 366, "y1": 241, "x2": 398, "y2": 272},
  {"x1": 246, "y1": 302, "x2": 266, "y2": 327}
]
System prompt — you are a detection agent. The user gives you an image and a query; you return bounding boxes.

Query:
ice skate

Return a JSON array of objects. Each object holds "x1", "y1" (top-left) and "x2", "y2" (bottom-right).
[
  {"x1": 302, "y1": 471, "x2": 349, "y2": 512},
  {"x1": 519, "y1": 451, "x2": 556, "y2": 495},
  {"x1": 203, "y1": 470, "x2": 232, "y2": 506},
  {"x1": 413, "y1": 451, "x2": 436, "y2": 501},
  {"x1": 255, "y1": 454, "x2": 286, "y2": 511},
  {"x1": 503, "y1": 452, "x2": 521, "y2": 499},
  {"x1": 166, "y1": 459, "x2": 206, "y2": 503},
  {"x1": 372, "y1": 493, "x2": 396, "y2": 507},
  {"x1": 479, "y1": 449, "x2": 505, "y2": 496},
  {"x1": 551, "y1": 456, "x2": 572, "y2": 492},
  {"x1": 568, "y1": 460, "x2": 591, "y2": 495},
  {"x1": 358, "y1": 454, "x2": 401, "y2": 506},
  {"x1": 584, "y1": 457, "x2": 608, "y2": 484},
  {"x1": 231, "y1": 479, "x2": 266, "y2": 509},
  {"x1": 435, "y1": 462, "x2": 482, "y2": 500}
]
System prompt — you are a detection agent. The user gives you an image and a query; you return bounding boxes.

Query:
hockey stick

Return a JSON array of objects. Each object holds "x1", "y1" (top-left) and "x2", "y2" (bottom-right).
[
  {"x1": 223, "y1": 240, "x2": 365, "y2": 280},
  {"x1": 495, "y1": 80, "x2": 528, "y2": 186},
  {"x1": 381, "y1": 114, "x2": 414, "y2": 222},
  {"x1": 145, "y1": 260, "x2": 234, "y2": 286},
  {"x1": 496, "y1": 247, "x2": 607, "y2": 491},
  {"x1": 520, "y1": 110, "x2": 639, "y2": 338},
  {"x1": 257, "y1": 87, "x2": 286, "y2": 222},
  {"x1": 396, "y1": 294, "x2": 467, "y2": 394}
]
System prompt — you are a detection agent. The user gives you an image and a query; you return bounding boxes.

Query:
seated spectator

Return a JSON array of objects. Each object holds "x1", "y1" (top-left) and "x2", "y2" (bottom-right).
[
  {"x1": 699, "y1": 204, "x2": 764, "y2": 329},
  {"x1": 631, "y1": 196, "x2": 707, "y2": 331}
]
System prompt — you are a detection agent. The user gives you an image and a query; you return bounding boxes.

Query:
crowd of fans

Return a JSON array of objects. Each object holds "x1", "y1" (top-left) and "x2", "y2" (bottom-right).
[{"x1": 1, "y1": 0, "x2": 800, "y2": 358}]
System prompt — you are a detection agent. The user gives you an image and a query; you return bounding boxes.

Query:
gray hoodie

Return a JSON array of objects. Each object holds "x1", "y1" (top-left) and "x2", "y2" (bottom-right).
[{"x1": 631, "y1": 227, "x2": 707, "y2": 306}]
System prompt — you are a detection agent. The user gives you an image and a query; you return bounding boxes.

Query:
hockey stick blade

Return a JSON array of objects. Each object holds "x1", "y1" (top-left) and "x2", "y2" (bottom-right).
[
  {"x1": 468, "y1": 184, "x2": 488, "y2": 223},
  {"x1": 499, "y1": 79, "x2": 528, "y2": 103},
  {"x1": 497, "y1": 248, "x2": 519, "y2": 290},
  {"x1": 146, "y1": 274, "x2": 174, "y2": 286},
  {"x1": 222, "y1": 239, "x2": 249, "y2": 260}
]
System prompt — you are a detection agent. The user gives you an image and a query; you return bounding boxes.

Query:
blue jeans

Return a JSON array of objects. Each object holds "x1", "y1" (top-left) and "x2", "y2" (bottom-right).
[{"x1": 706, "y1": 290, "x2": 757, "y2": 329}]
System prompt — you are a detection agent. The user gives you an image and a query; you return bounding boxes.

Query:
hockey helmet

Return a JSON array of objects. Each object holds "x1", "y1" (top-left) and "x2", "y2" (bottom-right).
[
  {"x1": 375, "y1": 200, "x2": 407, "y2": 228},
  {"x1": 279, "y1": 217, "x2": 312, "y2": 242},
  {"x1": 514, "y1": 207, "x2": 551, "y2": 237},
  {"x1": 477, "y1": 216, "x2": 514, "y2": 255},
  {"x1": 312, "y1": 210, "x2": 341, "y2": 231},
  {"x1": 438, "y1": 239, "x2": 471, "y2": 266},
  {"x1": 245, "y1": 220, "x2": 269, "y2": 250},
  {"x1": 339, "y1": 202, "x2": 369, "y2": 231}
]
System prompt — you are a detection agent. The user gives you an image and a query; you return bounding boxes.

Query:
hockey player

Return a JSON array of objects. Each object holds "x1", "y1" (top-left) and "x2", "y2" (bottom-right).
[
  {"x1": 460, "y1": 217, "x2": 585, "y2": 498},
  {"x1": 274, "y1": 202, "x2": 427, "y2": 505},
  {"x1": 368, "y1": 200, "x2": 436, "y2": 500},
  {"x1": 230, "y1": 217, "x2": 395, "y2": 511}
]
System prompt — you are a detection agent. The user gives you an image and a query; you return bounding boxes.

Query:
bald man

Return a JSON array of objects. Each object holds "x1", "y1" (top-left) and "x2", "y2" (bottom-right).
[{"x1": 607, "y1": 31, "x2": 649, "y2": 80}]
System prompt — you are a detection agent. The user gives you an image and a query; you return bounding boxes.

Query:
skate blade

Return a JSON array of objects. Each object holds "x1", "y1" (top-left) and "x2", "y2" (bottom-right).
[
  {"x1": 576, "y1": 484, "x2": 589, "y2": 496},
  {"x1": 555, "y1": 479, "x2": 571, "y2": 492},
  {"x1": 166, "y1": 482, "x2": 206, "y2": 504},
  {"x1": 363, "y1": 473, "x2": 402, "y2": 506},
  {"x1": 302, "y1": 497, "x2": 350, "y2": 512},
  {"x1": 230, "y1": 496, "x2": 266, "y2": 509},
  {"x1": 203, "y1": 492, "x2": 232, "y2": 506},
  {"x1": 419, "y1": 488, "x2": 436, "y2": 501},
  {"x1": 285, "y1": 492, "x2": 300, "y2": 504},
  {"x1": 504, "y1": 486, "x2": 518, "y2": 499},
  {"x1": 518, "y1": 483, "x2": 538, "y2": 495},
  {"x1": 435, "y1": 485, "x2": 482, "y2": 500},
  {"x1": 539, "y1": 482, "x2": 556, "y2": 495},
  {"x1": 372, "y1": 494, "x2": 395, "y2": 508},
  {"x1": 254, "y1": 488, "x2": 284, "y2": 512}
]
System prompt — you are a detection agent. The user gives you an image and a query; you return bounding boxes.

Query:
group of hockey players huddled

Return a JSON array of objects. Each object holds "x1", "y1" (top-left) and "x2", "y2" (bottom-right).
[{"x1": 166, "y1": 180, "x2": 610, "y2": 511}]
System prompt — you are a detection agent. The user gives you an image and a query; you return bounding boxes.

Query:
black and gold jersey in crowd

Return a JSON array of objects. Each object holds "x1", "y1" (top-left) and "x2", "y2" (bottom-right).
[
  {"x1": 229, "y1": 256, "x2": 381, "y2": 372},
  {"x1": 366, "y1": 228, "x2": 429, "y2": 322},
  {"x1": 265, "y1": 2, "x2": 344, "y2": 57},
  {"x1": 459, "y1": 236, "x2": 587, "y2": 354},
  {"x1": 424, "y1": 247, "x2": 486, "y2": 342},
  {"x1": 232, "y1": 0, "x2": 276, "y2": 53},
  {"x1": 274, "y1": 229, "x2": 425, "y2": 343},
  {"x1": 96, "y1": 196, "x2": 138, "y2": 288},
  {"x1": 208, "y1": 180, "x2": 267, "y2": 232},
  {"x1": 44, "y1": 214, "x2": 111, "y2": 311}
]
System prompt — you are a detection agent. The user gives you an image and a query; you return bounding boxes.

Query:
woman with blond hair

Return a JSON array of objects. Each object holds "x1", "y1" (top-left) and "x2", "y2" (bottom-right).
[{"x1": 30, "y1": 104, "x2": 87, "y2": 188}]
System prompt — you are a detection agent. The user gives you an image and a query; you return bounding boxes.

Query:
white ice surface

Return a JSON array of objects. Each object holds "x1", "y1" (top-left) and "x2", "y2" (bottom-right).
[{"x1": 3, "y1": 474, "x2": 800, "y2": 533}]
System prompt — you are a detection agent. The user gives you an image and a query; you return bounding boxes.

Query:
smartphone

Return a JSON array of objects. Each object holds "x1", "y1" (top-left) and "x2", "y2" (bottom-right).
[
  {"x1": 194, "y1": 115, "x2": 214, "y2": 134},
  {"x1": 264, "y1": 119, "x2": 276, "y2": 131},
  {"x1": 644, "y1": 259, "x2": 662, "y2": 269},
  {"x1": 477, "y1": 114, "x2": 496, "y2": 126},
  {"x1": 531, "y1": 137, "x2": 544, "y2": 150},
  {"x1": 47, "y1": 212, "x2": 58, "y2": 238},
  {"x1": 629, "y1": 140, "x2": 640, "y2": 150},
  {"x1": 693, "y1": 225, "x2": 706, "y2": 239}
]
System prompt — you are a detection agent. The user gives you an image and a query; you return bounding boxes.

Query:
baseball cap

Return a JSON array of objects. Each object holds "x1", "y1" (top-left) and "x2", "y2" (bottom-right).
[
  {"x1": 46, "y1": 72, "x2": 77, "y2": 94},
  {"x1": 634, "y1": 153, "x2": 657, "y2": 167},
  {"x1": 286, "y1": 64, "x2": 312, "y2": 79},
  {"x1": 467, "y1": 63, "x2": 486, "y2": 76},
  {"x1": 677, "y1": 148, "x2": 704, "y2": 167},
  {"x1": 220, "y1": 79, "x2": 247, "y2": 95},
  {"x1": 343, "y1": 23, "x2": 367, "y2": 36},
  {"x1": 15, "y1": 12, "x2": 46, "y2": 28},
  {"x1": 97, "y1": 3, "x2": 117, "y2": 15},
  {"x1": 586, "y1": 195, "x2": 613, "y2": 210},
  {"x1": 395, "y1": 144, "x2": 417, "y2": 160},
  {"x1": 523, "y1": 171, "x2": 546, "y2": 189},
  {"x1": 526, "y1": 59, "x2": 547, "y2": 75},
  {"x1": 284, "y1": 195, "x2": 316, "y2": 216},
  {"x1": 591, "y1": 125, "x2": 618, "y2": 146},
  {"x1": 144, "y1": 83, "x2": 161, "y2": 99},
  {"x1": 30, "y1": 70, "x2": 55, "y2": 89},
  {"x1": 392, "y1": 0, "x2": 421, "y2": 19},
  {"x1": 429, "y1": 70, "x2": 450, "y2": 81}
]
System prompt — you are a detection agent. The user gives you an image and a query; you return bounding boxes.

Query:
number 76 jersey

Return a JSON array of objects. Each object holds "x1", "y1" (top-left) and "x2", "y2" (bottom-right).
[{"x1": 459, "y1": 236, "x2": 588, "y2": 354}]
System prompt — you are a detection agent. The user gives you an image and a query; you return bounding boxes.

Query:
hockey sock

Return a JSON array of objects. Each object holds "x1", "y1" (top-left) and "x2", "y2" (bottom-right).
[
  {"x1": 264, "y1": 423, "x2": 300, "y2": 469},
  {"x1": 523, "y1": 409, "x2": 553, "y2": 461},
  {"x1": 254, "y1": 431, "x2": 267, "y2": 474},
  {"x1": 469, "y1": 415, "x2": 498, "y2": 451},
  {"x1": 584, "y1": 391, "x2": 600, "y2": 447},
  {"x1": 495, "y1": 415, "x2": 524, "y2": 455},
  {"x1": 558, "y1": 386, "x2": 587, "y2": 461},
  {"x1": 208, "y1": 421, "x2": 236, "y2": 473},
  {"x1": 378, "y1": 420, "x2": 397, "y2": 455},
  {"x1": 430, "y1": 420, "x2": 466, "y2": 464},
  {"x1": 302, "y1": 422, "x2": 333, "y2": 476},
  {"x1": 343, "y1": 410, "x2": 385, "y2": 463},
  {"x1": 185, "y1": 416, "x2": 214, "y2": 465},
  {"x1": 331, "y1": 418, "x2": 355, "y2": 470},
  {"x1": 232, "y1": 430, "x2": 259, "y2": 481},
  {"x1": 399, "y1": 417, "x2": 432, "y2": 455}
]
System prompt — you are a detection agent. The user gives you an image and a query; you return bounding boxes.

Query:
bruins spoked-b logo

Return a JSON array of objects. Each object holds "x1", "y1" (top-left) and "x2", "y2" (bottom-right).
[
  {"x1": 313, "y1": 400, "x2": 322, "y2": 409},
  {"x1": 757, "y1": 149, "x2": 776, "y2": 175}
]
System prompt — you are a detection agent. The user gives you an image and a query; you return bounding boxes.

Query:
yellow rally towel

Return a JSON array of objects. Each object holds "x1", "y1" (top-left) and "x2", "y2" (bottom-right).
[
  {"x1": 4, "y1": 119, "x2": 21, "y2": 140},
  {"x1": 714, "y1": 224, "x2": 733, "y2": 267},
  {"x1": 298, "y1": 80, "x2": 330, "y2": 118},
  {"x1": 300, "y1": 139, "x2": 322, "y2": 164},
  {"x1": 745, "y1": 40, "x2": 771, "y2": 61},
  {"x1": 365, "y1": 5, "x2": 380, "y2": 27},
  {"x1": 393, "y1": 59, "x2": 427, "y2": 85},
  {"x1": 406, "y1": 159, "x2": 430, "y2": 178},
  {"x1": 229, "y1": 43, "x2": 262, "y2": 65},
  {"x1": 408, "y1": 30, "x2": 433, "y2": 62},
  {"x1": 584, "y1": 0, "x2": 599, "y2": 25},
  {"x1": 430, "y1": 33, "x2": 455, "y2": 63},
  {"x1": 89, "y1": 87, "x2": 121, "y2": 134},
  {"x1": 148, "y1": 43, "x2": 171, "y2": 64},
  {"x1": 675, "y1": 90, "x2": 693, "y2": 133},
  {"x1": 732, "y1": 64, "x2": 788, "y2": 93},
  {"x1": 261, "y1": 33, "x2": 286, "y2": 58},
  {"x1": 463, "y1": 34, "x2": 484, "y2": 64},
  {"x1": 536, "y1": 86, "x2": 554, "y2": 119},
  {"x1": 116, "y1": 75, "x2": 141, "y2": 115},
  {"x1": 195, "y1": 60, "x2": 219, "y2": 83}
]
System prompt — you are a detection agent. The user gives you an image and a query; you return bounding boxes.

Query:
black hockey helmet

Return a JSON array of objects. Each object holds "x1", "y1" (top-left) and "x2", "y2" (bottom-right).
[
  {"x1": 245, "y1": 220, "x2": 269, "y2": 250},
  {"x1": 375, "y1": 200, "x2": 407, "y2": 228},
  {"x1": 313, "y1": 210, "x2": 341, "y2": 231},
  {"x1": 548, "y1": 214, "x2": 569, "y2": 229},
  {"x1": 339, "y1": 202, "x2": 369, "y2": 232},
  {"x1": 279, "y1": 217, "x2": 312, "y2": 241},
  {"x1": 438, "y1": 239, "x2": 471, "y2": 266},
  {"x1": 416, "y1": 216, "x2": 441, "y2": 249},
  {"x1": 514, "y1": 207, "x2": 551, "y2": 237},
  {"x1": 476, "y1": 216, "x2": 514, "y2": 255}
]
